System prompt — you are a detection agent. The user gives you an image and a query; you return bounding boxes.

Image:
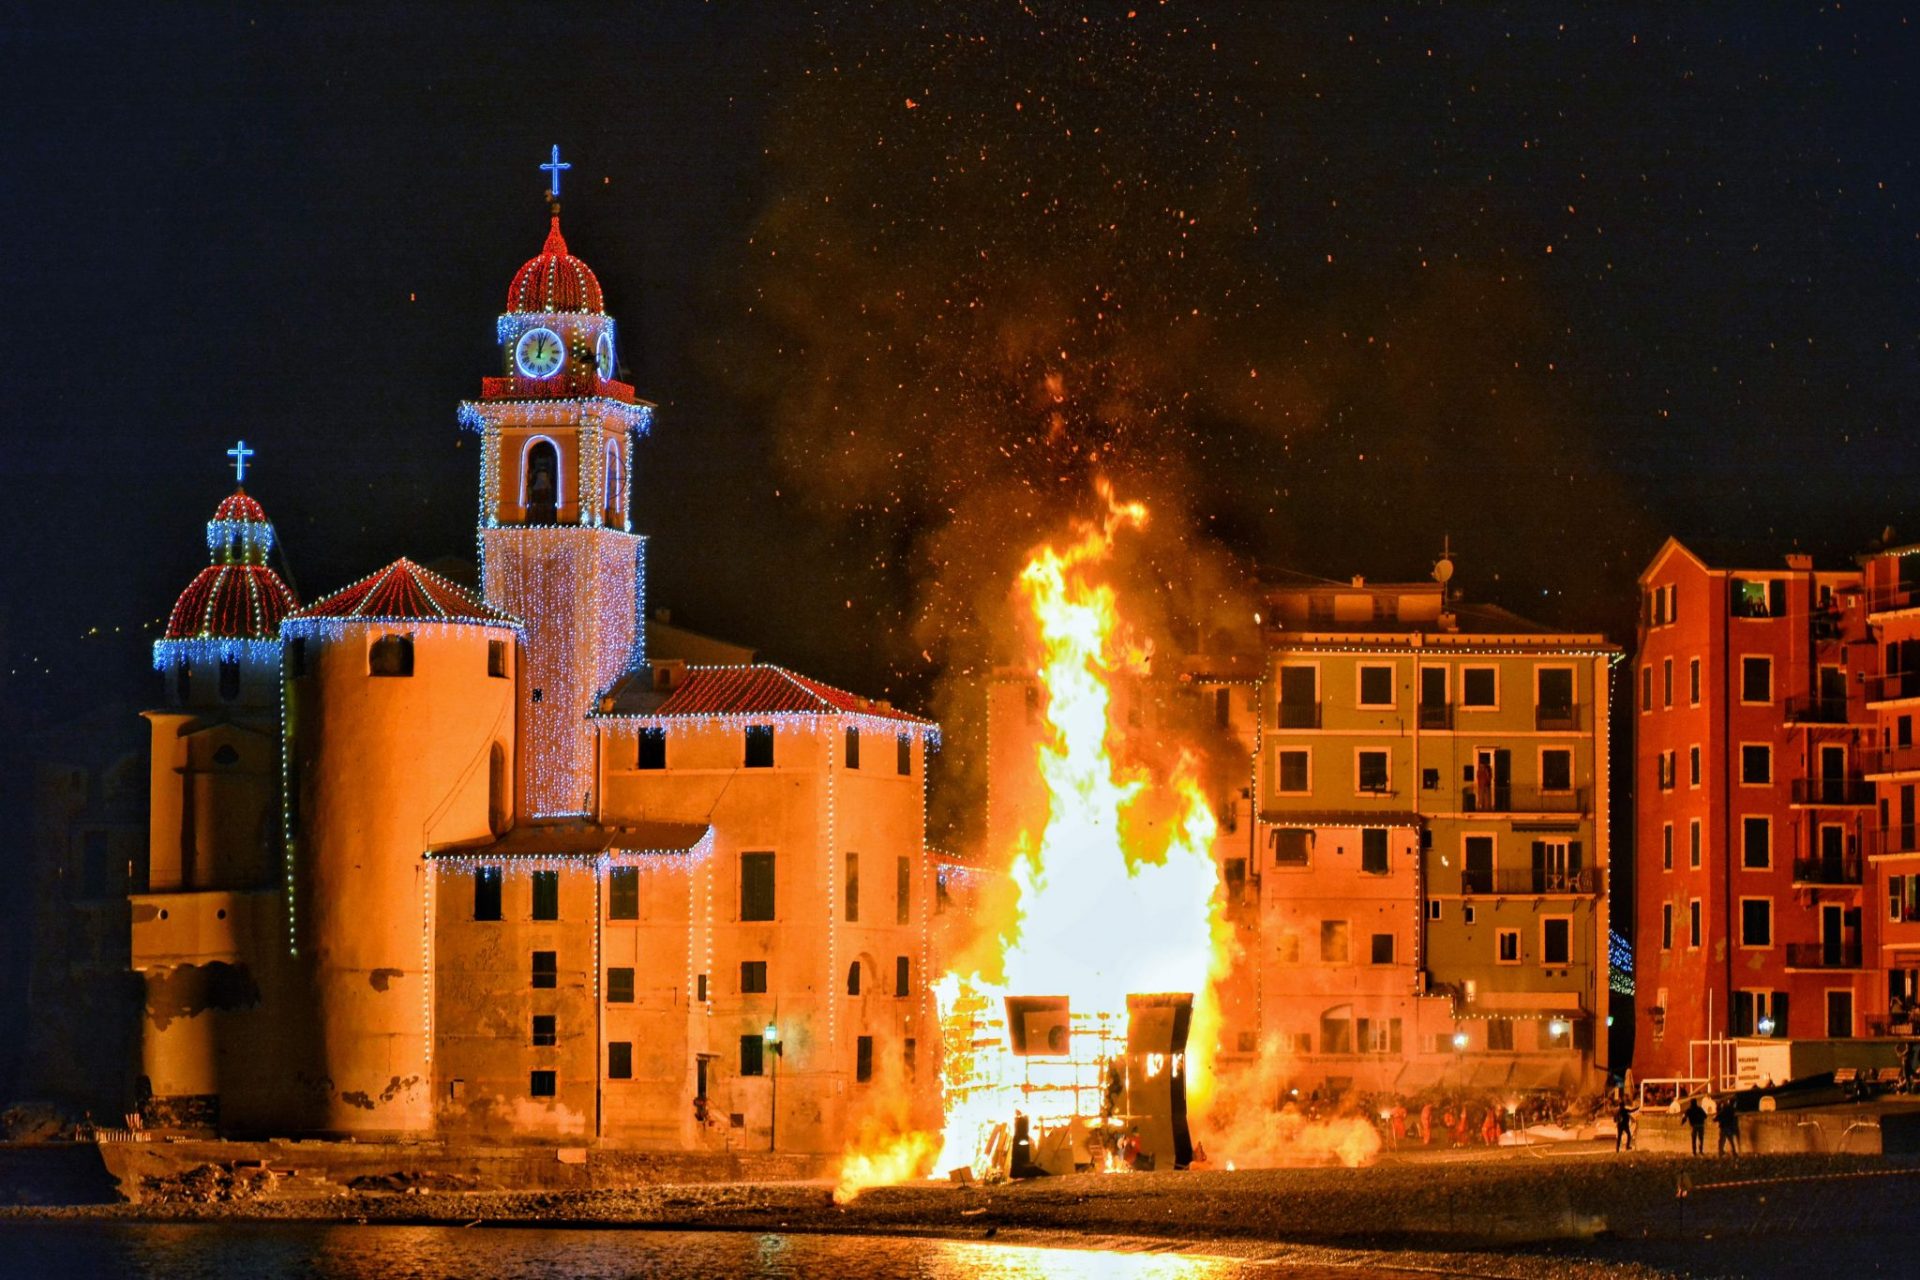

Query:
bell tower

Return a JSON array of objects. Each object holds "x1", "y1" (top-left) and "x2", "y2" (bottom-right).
[{"x1": 459, "y1": 149, "x2": 653, "y2": 818}]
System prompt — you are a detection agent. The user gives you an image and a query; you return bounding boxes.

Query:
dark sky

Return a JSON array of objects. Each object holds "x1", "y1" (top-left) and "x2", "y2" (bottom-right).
[{"x1": 2, "y1": 1, "x2": 1915, "y2": 732}]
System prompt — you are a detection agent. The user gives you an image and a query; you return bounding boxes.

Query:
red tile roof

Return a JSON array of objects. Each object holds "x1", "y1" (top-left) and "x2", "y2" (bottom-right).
[
  {"x1": 293, "y1": 558, "x2": 518, "y2": 626},
  {"x1": 163, "y1": 564, "x2": 298, "y2": 641},
  {"x1": 506, "y1": 215, "x2": 604, "y2": 314},
  {"x1": 646, "y1": 665, "x2": 932, "y2": 726}
]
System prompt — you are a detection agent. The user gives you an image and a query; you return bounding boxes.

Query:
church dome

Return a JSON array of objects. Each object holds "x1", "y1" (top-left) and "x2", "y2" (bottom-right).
[
  {"x1": 506, "y1": 216, "x2": 604, "y2": 314},
  {"x1": 154, "y1": 487, "x2": 298, "y2": 669}
]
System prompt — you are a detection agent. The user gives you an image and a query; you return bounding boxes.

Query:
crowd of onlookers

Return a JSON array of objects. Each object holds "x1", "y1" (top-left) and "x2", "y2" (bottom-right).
[{"x1": 1285, "y1": 1087, "x2": 1591, "y2": 1150}]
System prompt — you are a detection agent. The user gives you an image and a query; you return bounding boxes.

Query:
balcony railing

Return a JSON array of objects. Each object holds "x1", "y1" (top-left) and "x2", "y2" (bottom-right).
[
  {"x1": 1277, "y1": 702, "x2": 1321, "y2": 729},
  {"x1": 1866, "y1": 827, "x2": 1920, "y2": 859},
  {"x1": 1460, "y1": 785, "x2": 1589, "y2": 815},
  {"x1": 1461, "y1": 867, "x2": 1604, "y2": 896},
  {"x1": 1865, "y1": 1015, "x2": 1920, "y2": 1037},
  {"x1": 1418, "y1": 703, "x2": 1453, "y2": 730},
  {"x1": 1791, "y1": 854, "x2": 1863, "y2": 885},
  {"x1": 1789, "y1": 777, "x2": 1877, "y2": 806},
  {"x1": 1784, "y1": 695, "x2": 1850, "y2": 724},
  {"x1": 1869, "y1": 584, "x2": 1920, "y2": 615},
  {"x1": 1785, "y1": 941, "x2": 1863, "y2": 970},
  {"x1": 1862, "y1": 744, "x2": 1920, "y2": 776},
  {"x1": 1866, "y1": 672, "x2": 1920, "y2": 704},
  {"x1": 1534, "y1": 705, "x2": 1581, "y2": 731}
]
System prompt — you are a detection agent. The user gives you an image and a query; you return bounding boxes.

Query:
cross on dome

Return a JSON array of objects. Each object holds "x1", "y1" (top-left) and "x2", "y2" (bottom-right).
[
  {"x1": 540, "y1": 144, "x2": 571, "y2": 200},
  {"x1": 227, "y1": 439, "x2": 255, "y2": 483}
]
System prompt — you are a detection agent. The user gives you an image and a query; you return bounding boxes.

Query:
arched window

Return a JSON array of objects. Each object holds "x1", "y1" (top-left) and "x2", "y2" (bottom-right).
[
  {"x1": 488, "y1": 742, "x2": 510, "y2": 836},
  {"x1": 521, "y1": 436, "x2": 562, "y2": 523},
  {"x1": 218, "y1": 658, "x2": 240, "y2": 700},
  {"x1": 1319, "y1": 1003, "x2": 1355, "y2": 1056},
  {"x1": 603, "y1": 440, "x2": 622, "y2": 526},
  {"x1": 369, "y1": 633, "x2": 414, "y2": 677},
  {"x1": 847, "y1": 960, "x2": 862, "y2": 996}
]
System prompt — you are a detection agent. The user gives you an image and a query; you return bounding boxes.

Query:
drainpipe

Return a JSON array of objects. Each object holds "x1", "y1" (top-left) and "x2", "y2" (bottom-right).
[{"x1": 1722, "y1": 579, "x2": 1735, "y2": 1068}]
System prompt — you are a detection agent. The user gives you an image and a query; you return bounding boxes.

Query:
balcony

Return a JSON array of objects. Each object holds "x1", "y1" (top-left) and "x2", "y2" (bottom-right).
[
  {"x1": 1784, "y1": 695, "x2": 1850, "y2": 724},
  {"x1": 1789, "y1": 777, "x2": 1877, "y2": 807},
  {"x1": 1866, "y1": 672, "x2": 1920, "y2": 704},
  {"x1": 1785, "y1": 941, "x2": 1863, "y2": 970},
  {"x1": 1461, "y1": 867, "x2": 1604, "y2": 896},
  {"x1": 1865, "y1": 1015, "x2": 1920, "y2": 1037},
  {"x1": 1460, "y1": 785, "x2": 1589, "y2": 815},
  {"x1": 1862, "y1": 744, "x2": 1920, "y2": 776},
  {"x1": 1418, "y1": 703, "x2": 1453, "y2": 730},
  {"x1": 1534, "y1": 705, "x2": 1581, "y2": 731},
  {"x1": 1866, "y1": 827, "x2": 1920, "y2": 859},
  {"x1": 1277, "y1": 702, "x2": 1321, "y2": 730},
  {"x1": 1791, "y1": 853, "x2": 1863, "y2": 885},
  {"x1": 1869, "y1": 583, "x2": 1920, "y2": 615}
]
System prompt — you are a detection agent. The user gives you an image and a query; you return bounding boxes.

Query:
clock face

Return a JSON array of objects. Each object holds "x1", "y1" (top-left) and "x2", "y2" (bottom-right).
[
  {"x1": 595, "y1": 331, "x2": 616, "y2": 380},
  {"x1": 515, "y1": 327, "x2": 565, "y2": 379}
]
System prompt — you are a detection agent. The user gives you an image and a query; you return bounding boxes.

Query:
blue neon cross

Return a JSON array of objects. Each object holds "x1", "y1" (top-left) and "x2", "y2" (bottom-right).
[
  {"x1": 227, "y1": 439, "x2": 254, "y2": 483},
  {"x1": 540, "y1": 144, "x2": 572, "y2": 199}
]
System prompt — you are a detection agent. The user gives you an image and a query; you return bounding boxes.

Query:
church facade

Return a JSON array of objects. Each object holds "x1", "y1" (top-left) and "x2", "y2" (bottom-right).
[{"x1": 135, "y1": 186, "x2": 940, "y2": 1151}]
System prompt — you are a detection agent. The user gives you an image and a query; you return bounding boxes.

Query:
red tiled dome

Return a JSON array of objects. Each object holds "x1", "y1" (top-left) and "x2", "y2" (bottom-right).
[
  {"x1": 506, "y1": 216, "x2": 604, "y2": 314},
  {"x1": 164, "y1": 564, "x2": 298, "y2": 642},
  {"x1": 294, "y1": 558, "x2": 518, "y2": 626},
  {"x1": 213, "y1": 490, "x2": 267, "y2": 522}
]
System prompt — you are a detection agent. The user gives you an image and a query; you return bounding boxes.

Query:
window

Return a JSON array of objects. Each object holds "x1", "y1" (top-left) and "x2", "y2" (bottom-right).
[
  {"x1": 1741, "y1": 656, "x2": 1772, "y2": 704},
  {"x1": 1537, "y1": 667, "x2": 1574, "y2": 720},
  {"x1": 1277, "y1": 749, "x2": 1310, "y2": 793},
  {"x1": 606, "y1": 967, "x2": 635, "y2": 1003},
  {"x1": 1356, "y1": 751, "x2": 1389, "y2": 794},
  {"x1": 1369, "y1": 933, "x2": 1395, "y2": 964},
  {"x1": 474, "y1": 866, "x2": 503, "y2": 921},
  {"x1": 740, "y1": 960, "x2": 767, "y2": 994},
  {"x1": 1662, "y1": 658, "x2": 1673, "y2": 708},
  {"x1": 1359, "y1": 1017, "x2": 1403, "y2": 1054},
  {"x1": 637, "y1": 727, "x2": 666, "y2": 770},
  {"x1": 1541, "y1": 749, "x2": 1572, "y2": 793},
  {"x1": 218, "y1": 659, "x2": 240, "y2": 700},
  {"x1": 1741, "y1": 744, "x2": 1771, "y2": 785},
  {"x1": 1640, "y1": 666, "x2": 1652, "y2": 712},
  {"x1": 1215, "y1": 688, "x2": 1232, "y2": 727},
  {"x1": 1463, "y1": 903, "x2": 1477, "y2": 925},
  {"x1": 1358, "y1": 664, "x2": 1394, "y2": 707},
  {"x1": 523, "y1": 438, "x2": 561, "y2": 517},
  {"x1": 1689, "y1": 658, "x2": 1701, "y2": 705},
  {"x1": 608, "y1": 1042, "x2": 633, "y2": 1080},
  {"x1": 1689, "y1": 745, "x2": 1701, "y2": 787},
  {"x1": 905, "y1": 1039, "x2": 918, "y2": 1075},
  {"x1": 856, "y1": 1036, "x2": 874, "y2": 1083},
  {"x1": 1278, "y1": 665, "x2": 1318, "y2": 727},
  {"x1": 741, "y1": 852, "x2": 775, "y2": 921},
  {"x1": 1319, "y1": 1008, "x2": 1353, "y2": 1055},
  {"x1": 845, "y1": 852, "x2": 860, "y2": 922},
  {"x1": 696, "y1": 973, "x2": 708, "y2": 1002},
  {"x1": 739, "y1": 1034, "x2": 764, "y2": 1077},
  {"x1": 845, "y1": 726, "x2": 861, "y2": 768},
  {"x1": 369, "y1": 633, "x2": 414, "y2": 676},
  {"x1": 1428, "y1": 899, "x2": 1442, "y2": 921},
  {"x1": 744, "y1": 725, "x2": 774, "y2": 767},
  {"x1": 1689, "y1": 899, "x2": 1703, "y2": 948},
  {"x1": 1658, "y1": 749, "x2": 1676, "y2": 790},
  {"x1": 531, "y1": 950, "x2": 557, "y2": 989},
  {"x1": 488, "y1": 639, "x2": 509, "y2": 678},
  {"x1": 1361, "y1": 827, "x2": 1389, "y2": 874},
  {"x1": 1661, "y1": 823, "x2": 1673, "y2": 871},
  {"x1": 847, "y1": 961, "x2": 862, "y2": 995},
  {"x1": 1731, "y1": 577, "x2": 1782, "y2": 618},
  {"x1": 1740, "y1": 898, "x2": 1773, "y2": 948},
  {"x1": 896, "y1": 855, "x2": 912, "y2": 924},
  {"x1": 287, "y1": 638, "x2": 307, "y2": 678},
  {"x1": 1690, "y1": 819, "x2": 1703, "y2": 868},
  {"x1": 531, "y1": 870, "x2": 559, "y2": 920},
  {"x1": 1541, "y1": 917, "x2": 1572, "y2": 966},
  {"x1": 1462, "y1": 667, "x2": 1497, "y2": 708},
  {"x1": 608, "y1": 867, "x2": 639, "y2": 920},
  {"x1": 532, "y1": 1014, "x2": 556, "y2": 1046},
  {"x1": 1496, "y1": 929, "x2": 1521, "y2": 964},
  {"x1": 1270, "y1": 828, "x2": 1310, "y2": 866},
  {"x1": 897, "y1": 732, "x2": 912, "y2": 775},
  {"x1": 1463, "y1": 834, "x2": 1493, "y2": 895},
  {"x1": 1320, "y1": 920, "x2": 1351, "y2": 964},
  {"x1": 1487, "y1": 1020, "x2": 1514, "y2": 1051},
  {"x1": 896, "y1": 955, "x2": 911, "y2": 996},
  {"x1": 1661, "y1": 904, "x2": 1674, "y2": 950},
  {"x1": 1742, "y1": 816, "x2": 1770, "y2": 869},
  {"x1": 530, "y1": 1070, "x2": 556, "y2": 1098}
]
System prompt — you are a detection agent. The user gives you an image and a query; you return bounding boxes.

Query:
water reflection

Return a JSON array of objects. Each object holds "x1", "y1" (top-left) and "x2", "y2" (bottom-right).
[{"x1": 0, "y1": 1223, "x2": 1321, "y2": 1280}]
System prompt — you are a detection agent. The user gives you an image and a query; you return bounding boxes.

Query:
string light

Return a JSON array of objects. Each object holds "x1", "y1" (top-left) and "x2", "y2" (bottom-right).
[{"x1": 153, "y1": 490, "x2": 298, "y2": 673}]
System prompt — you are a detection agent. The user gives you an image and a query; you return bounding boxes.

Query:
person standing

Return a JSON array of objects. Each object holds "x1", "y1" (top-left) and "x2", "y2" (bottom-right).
[
  {"x1": 1715, "y1": 1099, "x2": 1741, "y2": 1156},
  {"x1": 1614, "y1": 1098, "x2": 1637, "y2": 1152},
  {"x1": 1682, "y1": 1096, "x2": 1707, "y2": 1155}
]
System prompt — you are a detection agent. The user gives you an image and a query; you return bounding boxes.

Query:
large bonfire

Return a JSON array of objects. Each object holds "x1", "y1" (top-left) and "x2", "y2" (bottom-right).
[{"x1": 834, "y1": 482, "x2": 1236, "y2": 1200}]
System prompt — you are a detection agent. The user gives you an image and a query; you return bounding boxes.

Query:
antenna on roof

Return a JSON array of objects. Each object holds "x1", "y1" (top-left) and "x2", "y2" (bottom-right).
[{"x1": 1433, "y1": 536, "x2": 1456, "y2": 594}]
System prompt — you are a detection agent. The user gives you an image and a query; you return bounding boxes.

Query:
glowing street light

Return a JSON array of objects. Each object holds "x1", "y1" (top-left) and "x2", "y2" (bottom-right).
[
  {"x1": 1452, "y1": 1031, "x2": 1469, "y2": 1050},
  {"x1": 763, "y1": 1018, "x2": 783, "y2": 1151}
]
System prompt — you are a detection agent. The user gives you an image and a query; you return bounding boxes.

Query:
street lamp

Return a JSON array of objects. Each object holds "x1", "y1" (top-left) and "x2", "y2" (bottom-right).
[
  {"x1": 1548, "y1": 1019, "x2": 1568, "y2": 1040},
  {"x1": 763, "y1": 1020, "x2": 783, "y2": 1152},
  {"x1": 1452, "y1": 1031, "x2": 1469, "y2": 1050},
  {"x1": 1757, "y1": 1015, "x2": 1776, "y2": 1037}
]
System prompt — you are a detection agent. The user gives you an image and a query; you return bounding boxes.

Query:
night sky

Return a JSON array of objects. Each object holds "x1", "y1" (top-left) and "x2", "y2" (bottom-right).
[{"x1": 2, "y1": 2, "x2": 1915, "y2": 780}]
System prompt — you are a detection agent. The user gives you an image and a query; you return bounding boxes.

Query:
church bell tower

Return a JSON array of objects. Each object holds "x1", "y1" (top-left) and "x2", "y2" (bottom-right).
[{"x1": 458, "y1": 149, "x2": 652, "y2": 818}]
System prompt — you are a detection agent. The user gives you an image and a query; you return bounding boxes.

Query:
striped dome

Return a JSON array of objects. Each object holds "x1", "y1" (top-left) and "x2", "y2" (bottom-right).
[
  {"x1": 506, "y1": 216, "x2": 604, "y2": 314},
  {"x1": 163, "y1": 564, "x2": 298, "y2": 642},
  {"x1": 213, "y1": 490, "x2": 267, "y2": 522}
]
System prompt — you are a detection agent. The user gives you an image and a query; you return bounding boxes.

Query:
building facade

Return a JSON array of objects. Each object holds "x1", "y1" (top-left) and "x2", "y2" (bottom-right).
[
  {"x1": 132, "y1": 183, "x2": 940, "y2": 1149},
  {"x1": 1255, "y1": 575, "x2": 1617, "y2": 1095},
  {"x1": 1632, "y1": 539, "x2": 1882, "y2": 1086}
]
